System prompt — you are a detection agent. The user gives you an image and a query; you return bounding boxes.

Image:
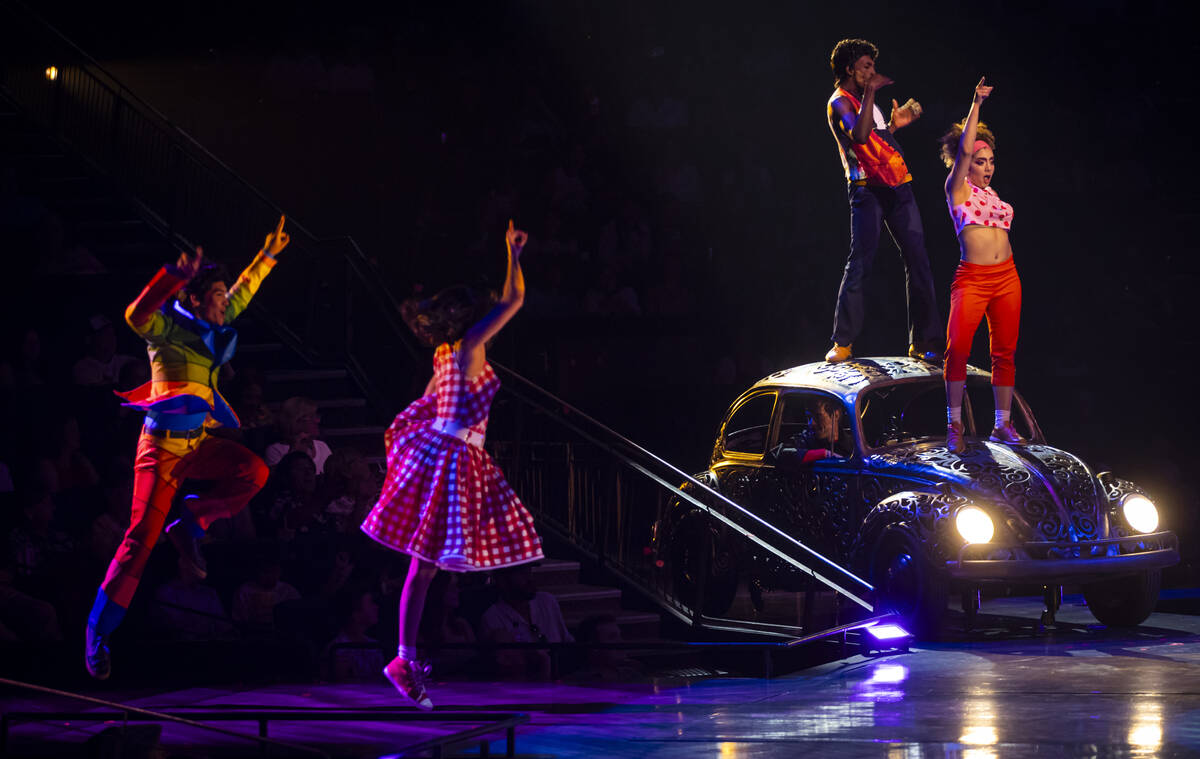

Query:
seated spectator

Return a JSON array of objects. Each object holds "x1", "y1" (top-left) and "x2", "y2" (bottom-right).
[
  {"x1": 318, "y1": 448, "x2": 378, "y2": 533},
  {"x1": 583, "y1": 264, "x2": 642, "y2": 318},
  {"x1": 568, "y1": 613, "x2": 643, "y2": 682},
  {"x1": 265, "y1": 397, "x2": 332, "y2": 474},
  {"x1": 418, "y1": 572, "x2": 477, "y2": 674},
  {"x1": 71, "y1": 314, "x2": 138, "y2": 388},
  {"x1": 228, "y1": 373, "x2": 275, "y2": 454},
  {"x1": 2, "y1": 325, "x2": 46, "y2": 390},
  {"x1": 232, "y1": 551, "x2": 301, "y2": 633},
  {"x1": 150, "y1": 554, "x2": 237, "y2": 641},
  {"x1": 479, "y1": 564, "x2": 571, "y2": 680},
  {"x1": 0, "y1": 553, "x2": 62, "y2": 642},
  {"x1": 257, "y1": 451, "x2": 325, "y2": 539},
  {"x1": 38, "y1": 414, "x2": 100, "y2": 494},
  {"x1": 7, "y1": 484, "x2": 75, "y2": 588},
  {"x1": 322, "y1": 587, "x2": 384, "y2": 681}
]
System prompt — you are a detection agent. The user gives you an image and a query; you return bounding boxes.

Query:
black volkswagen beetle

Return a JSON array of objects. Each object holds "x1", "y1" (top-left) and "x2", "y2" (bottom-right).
[{"x1": 659, "y1": 357, "x2": 1178, "y2": 637}]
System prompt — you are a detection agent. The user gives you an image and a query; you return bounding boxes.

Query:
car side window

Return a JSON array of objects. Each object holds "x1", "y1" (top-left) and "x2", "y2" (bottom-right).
[
  {"x1": 723, "y1": 393, "x2": 777, "y2": 456},
  {"x1": 777, "y1": 392, "x2": 852, "y2": 458}
]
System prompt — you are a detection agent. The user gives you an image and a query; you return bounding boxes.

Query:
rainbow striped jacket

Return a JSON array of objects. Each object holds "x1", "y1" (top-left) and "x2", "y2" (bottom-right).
[{"x1": 116, "y1": 251, "x2": 278, "y2": 431}]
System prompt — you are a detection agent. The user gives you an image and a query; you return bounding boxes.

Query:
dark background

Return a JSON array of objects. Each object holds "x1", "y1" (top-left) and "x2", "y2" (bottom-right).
[{"x1": 19, "y1": 1, "x2": 1200, "y2": 567}]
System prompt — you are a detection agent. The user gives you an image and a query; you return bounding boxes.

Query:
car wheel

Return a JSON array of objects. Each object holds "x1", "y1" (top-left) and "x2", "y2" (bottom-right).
[
  {"x1": 1082, "y1": 569, "x2": 1161, "y2": 628},
  {"x1": 669, "y1": 512, "x2": 739, "y2": 617},
  {"x1": 871, "y1": 530, "x2": 948, "y2": 640}
]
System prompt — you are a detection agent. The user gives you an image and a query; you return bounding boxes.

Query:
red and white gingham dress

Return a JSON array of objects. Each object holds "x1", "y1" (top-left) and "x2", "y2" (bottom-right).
[{"x1": 361, "y1": 343, "x2": 543, "y2": 571}]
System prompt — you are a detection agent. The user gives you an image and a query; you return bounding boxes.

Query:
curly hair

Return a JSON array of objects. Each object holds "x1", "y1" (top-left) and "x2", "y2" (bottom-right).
[
  {"x1": 937, "y1": 119, "x2": 997, "y2": 168},
  {"x1": 180, "y1": 259, "x2": 231, "y2": 305},
  {"x1": 830, "y1": 38, "x2": 879, "y2": 85},
  {"x1": 400, "y1": 285, "x2": 497, "y2": 348}
]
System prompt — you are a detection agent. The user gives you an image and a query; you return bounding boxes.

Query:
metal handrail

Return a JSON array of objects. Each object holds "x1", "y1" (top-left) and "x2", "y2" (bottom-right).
[
  {"x1": 0, "y1": 677, "x2": 327, "y2": 757},
  {"x1": 496, "y1": 364, "x2": 875, "y2": 608}
]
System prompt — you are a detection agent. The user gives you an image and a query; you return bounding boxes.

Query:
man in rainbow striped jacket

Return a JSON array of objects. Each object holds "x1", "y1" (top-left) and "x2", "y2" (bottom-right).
[{"x1": 86, "y1": 216, "x2": 290, "y2": 679}]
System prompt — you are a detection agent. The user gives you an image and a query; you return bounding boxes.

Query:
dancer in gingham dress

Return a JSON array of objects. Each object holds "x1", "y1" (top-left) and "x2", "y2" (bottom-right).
[{"x1": 362, "y1": 220, "x2": 542, "y2": 708}]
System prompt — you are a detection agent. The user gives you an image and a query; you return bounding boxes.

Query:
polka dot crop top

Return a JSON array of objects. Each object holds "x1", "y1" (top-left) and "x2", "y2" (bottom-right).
[{"x1": 949, "y1": 181, "x2": 1013, "y2": 236}]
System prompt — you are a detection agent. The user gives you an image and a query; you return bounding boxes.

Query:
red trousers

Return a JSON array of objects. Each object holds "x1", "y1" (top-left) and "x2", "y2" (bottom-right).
[
  {"x1": 101, "y1": 430, "x2": 268, "y2": 608},
  {"x1": 944, "y1": 257, "x2": 1021, "y2": 385}
]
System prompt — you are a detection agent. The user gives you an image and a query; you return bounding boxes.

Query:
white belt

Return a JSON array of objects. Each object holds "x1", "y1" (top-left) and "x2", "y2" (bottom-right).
[{"x1": 430, "y1": 418, "x2": 485, "y2": 448}]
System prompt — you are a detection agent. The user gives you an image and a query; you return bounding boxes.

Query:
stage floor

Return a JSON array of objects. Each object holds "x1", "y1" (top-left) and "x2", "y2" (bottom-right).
[{"x1": 6, "y1": 595, "x2": 1200, "y2": 758}]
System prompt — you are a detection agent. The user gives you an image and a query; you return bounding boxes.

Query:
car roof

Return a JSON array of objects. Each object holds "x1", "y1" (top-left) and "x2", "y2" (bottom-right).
[{"x1": 750, "y1": 357, "x2": 991, "y2": 399}]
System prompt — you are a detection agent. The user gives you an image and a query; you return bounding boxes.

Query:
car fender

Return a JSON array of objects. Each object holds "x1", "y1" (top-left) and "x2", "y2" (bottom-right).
[
  {"x1": 655, "y1": 471, "x2": 725, "y2": 552},
  {"x1": 852, "y1": 490, "x2": 969, "y2": 571}
]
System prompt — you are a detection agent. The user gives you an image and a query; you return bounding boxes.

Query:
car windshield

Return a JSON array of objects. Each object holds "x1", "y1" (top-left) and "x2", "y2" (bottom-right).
[{"x1": 859, "y1": 377, "x2": 1005, "y2": 450}]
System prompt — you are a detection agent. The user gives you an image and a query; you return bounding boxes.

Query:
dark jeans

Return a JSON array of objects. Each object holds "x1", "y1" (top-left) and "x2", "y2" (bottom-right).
[{"x1": 831, "y1": 182, "x2": 941, "y2": 348}]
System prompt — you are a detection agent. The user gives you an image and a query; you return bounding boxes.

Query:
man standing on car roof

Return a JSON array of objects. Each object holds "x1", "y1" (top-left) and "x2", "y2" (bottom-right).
[{"x1": 824, "y1": 38, "x2": 942, "y2": 364}]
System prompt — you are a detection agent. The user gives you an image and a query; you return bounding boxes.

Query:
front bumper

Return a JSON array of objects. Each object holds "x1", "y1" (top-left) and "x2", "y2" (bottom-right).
[{"x1": 946, "y1": 531, "x2": 1179, "y2": 582}]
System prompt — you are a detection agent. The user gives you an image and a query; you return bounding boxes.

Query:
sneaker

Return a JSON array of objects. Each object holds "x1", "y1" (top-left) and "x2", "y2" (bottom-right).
[
  {"x1": 947, "y1": 421, "x2": 966, "y2": 454},
  {"x1": 384, "y1": 657, "x2": 433, "y2": 710},
  {"x1": 166, "y1": 519, "x2": 207, "y2": 579},
  {"x1": 824, "y1": 343, "x2": 852, "y2": 362},
  {"x1": 989, "y1": 421, "x2": 1027, "y2": 445},
  {"x1": 908, "y1": 344, "x2": 942, "y2": 363},
  {"x1": 85, "y1": 626, "x2": 111, "y2": 680}
]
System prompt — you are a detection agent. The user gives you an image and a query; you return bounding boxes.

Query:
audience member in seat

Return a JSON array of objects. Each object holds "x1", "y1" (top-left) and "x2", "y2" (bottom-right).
[
  {"x1": 264, "y1": 397, "x2": 332, "y2": 474},
  {"x1": 418, "y1": 572, "x2": 477, "y2": 674},
  {"x1": 232, "y1": 551, "x2": 301, "y2": 633},
  {"x1": 71, "y1": 314, "x2": 137, "y2": 388},
  {"x1": 319, "y1": 447, "x2": 378, "y2": 533},
  {"x1": 150, "y1": 553, "x2": 237, "y2": 641},
  {"x1": 0, "y1": 553, "x2": 62, "y2": 642},
  {"x1": 479, "y1": 564, "x2": 571, "y2": 680},
  {"x1": 259, "y1": 450, "x2": 325, "y2": 539},
  {"x1": 322, "y1": 587, "x2": 384, "y2": 681}
]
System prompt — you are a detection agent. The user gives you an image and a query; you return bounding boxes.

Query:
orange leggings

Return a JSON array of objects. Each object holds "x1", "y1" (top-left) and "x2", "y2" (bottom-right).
[{"x1": 944, "y1": 257, "x2": 1021, "y2": 385}]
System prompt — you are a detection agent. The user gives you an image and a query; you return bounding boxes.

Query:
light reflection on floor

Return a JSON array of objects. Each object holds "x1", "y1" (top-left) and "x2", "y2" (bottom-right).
[{"x1": 6, "y1": 597, "x2": 1200, "y2": 757}]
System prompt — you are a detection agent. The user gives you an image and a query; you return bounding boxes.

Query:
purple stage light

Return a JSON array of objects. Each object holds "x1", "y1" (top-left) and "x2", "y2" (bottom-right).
[{"x1": 865, "y1": 623, "x2": 911, "y2": 642}]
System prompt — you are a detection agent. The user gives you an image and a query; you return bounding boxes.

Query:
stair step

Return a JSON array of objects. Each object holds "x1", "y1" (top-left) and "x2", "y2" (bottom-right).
[
  {"x1": 531, "y1": 559, "x2": 580, "y2": 587},
  {"x1": 540, "y1": 583, "x2": 623, "y2": 616},
  {"x1": 263, "y1": 368, "x2": 348, "y2": 383},
  {"x1": 92, "y1": 240, "x2": 173, "y2": 263},
  {"x1": 541, "y1": 584, "x2": 621, "y2": 603},
  {"x1": 321, "y1": 425, "x2": 387, "y2": 437},
  {"x1": 265, "y1": 396, "x2": 366, "y2": 410},
  {"x1": 564, "y1": 610, "x2": 661, "y2": 640},
  {"x1": 238, "y1": 342, "x2": 285, "y2": 355}
]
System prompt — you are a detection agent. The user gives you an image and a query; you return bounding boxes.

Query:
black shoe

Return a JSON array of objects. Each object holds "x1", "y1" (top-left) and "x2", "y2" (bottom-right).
[
  {"x1": 167, "y1": 520, "x2": 207, "y2": 579},
  {"x1": 86, "y1": 626, "x2": 111, "y2": 680}
]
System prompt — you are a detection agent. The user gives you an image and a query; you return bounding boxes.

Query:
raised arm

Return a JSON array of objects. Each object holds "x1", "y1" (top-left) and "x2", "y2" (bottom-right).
[
  {"x1": 458, "y1": 220, "x2": 527, "y2": 367},
  {"x1": 848, "y1": 73, "x2": 891, "y2": 144},
  {"x1": 225, "y1": 215, "x2": 289, "y2": 322},
  {"x1": 124, "y1": 247, "x2": 204, "y2": 339},
  {"x1": 946, "y1": 78, "x2": 993, "y2": 200}
]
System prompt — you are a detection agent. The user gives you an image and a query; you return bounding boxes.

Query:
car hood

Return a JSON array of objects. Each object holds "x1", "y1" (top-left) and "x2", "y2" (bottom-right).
[{"x1": 865, "y1": 440, "x2": 1107, "y2": 542}]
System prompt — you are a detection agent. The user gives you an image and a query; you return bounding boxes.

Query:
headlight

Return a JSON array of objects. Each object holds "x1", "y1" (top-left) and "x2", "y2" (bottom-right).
[
  {"x1": 1122, "y1": 494, "x2": 1159, "y2": 534},
  {"x1": 956, "y1": 506, "x2": 995, "y2": 544}
]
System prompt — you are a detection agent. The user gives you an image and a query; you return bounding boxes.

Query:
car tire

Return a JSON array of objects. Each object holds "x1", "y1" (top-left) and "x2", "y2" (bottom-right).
[
  {"x1": 871, "y1": 530, "x2": 948, "y2": 640},
  {"x1": 1082, "y1": 569, "x2": 1161, "y2": 628},
  {"x1": 669, "y1": 512, "x2": 739, "y2": 617}
]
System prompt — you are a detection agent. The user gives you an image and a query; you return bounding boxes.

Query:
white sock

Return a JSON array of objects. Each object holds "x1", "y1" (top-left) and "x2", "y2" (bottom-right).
[
  {"x1": 397, "y1": 645, "x2": 418, "y2": 661},
  {"x1": 948, "y1": 407, "x2": 962, "y2": 425},
  {"x1": 995, "y1": 409, "x2": 1010, "y2": 428}
]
